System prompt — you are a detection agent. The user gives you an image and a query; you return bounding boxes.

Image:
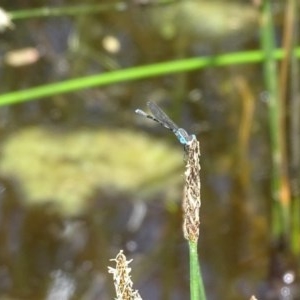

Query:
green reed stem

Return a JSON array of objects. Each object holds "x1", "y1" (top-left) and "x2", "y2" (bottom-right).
[
  {"x1": 260, "y1": 0, "x2": 289, "y2": 239},
  {"x1": 1, "y1": 48, "x2": 300, "y2": 107},
  {"x1": 189, "y1": 241, "x2": 205, "y2": 300},
  {"x1": 9, "y1": 3, "x2": 127, "y2": 19},
  {"x1": 8, "y1": 0, "x2": 178, "y2": 20},
  {"x1": 289, "y1": 0, "x2": 300, "y2": 256}
]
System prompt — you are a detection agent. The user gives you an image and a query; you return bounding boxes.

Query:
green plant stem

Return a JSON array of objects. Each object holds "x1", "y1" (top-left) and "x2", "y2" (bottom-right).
[
  {"x1": 292, "y1": 197, "x2": 300, "y2": 254},
  {"x1": 9, "y1": 3, "x2": 127, "y2": 19},
  {"x1": 8, "y1": 0, "x2": 177, "y2": 20},
  {"x1": 290, "y1": 0, "x2": 300, "y2": 256},
  {"x1": 260, "y1": 0, "x2": 288, "y2": 239},
  {"x1": 189, "y1": 241, "x2": 205, "y2": 300},
  {"x1": 8, "y1": 0, "x2": 175, "y2": 21},
  {"x1": 1, "y1": 48, "x2": 300, "y2": 107}
]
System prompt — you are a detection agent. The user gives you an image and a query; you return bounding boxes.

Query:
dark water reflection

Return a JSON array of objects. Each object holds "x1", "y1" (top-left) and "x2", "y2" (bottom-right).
[{"x1": 0, "y1": 0, "x2": 299, "y2": 299}]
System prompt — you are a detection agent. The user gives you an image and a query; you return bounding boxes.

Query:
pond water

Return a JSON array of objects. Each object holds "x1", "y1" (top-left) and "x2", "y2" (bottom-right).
[{"x1": 0, "y1": 1, "x2": 298, "y2": 299}]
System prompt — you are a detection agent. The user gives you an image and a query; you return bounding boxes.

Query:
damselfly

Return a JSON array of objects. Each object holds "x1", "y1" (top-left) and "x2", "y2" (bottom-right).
[{"x1": 135, "y1": 101, "x2": 195, "y2": 145}]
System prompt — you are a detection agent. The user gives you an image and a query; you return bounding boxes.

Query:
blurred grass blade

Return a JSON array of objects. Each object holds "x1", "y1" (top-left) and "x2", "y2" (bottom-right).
[
  {"x1": 260, "y1": 0, "x2": 289, "y2": 240},
  {"x1": 9, "y1": 3, "x2": 127, "y2": 19},
  {"x1": 1, "y1": 48, "x2": 300, "y2": 107}
]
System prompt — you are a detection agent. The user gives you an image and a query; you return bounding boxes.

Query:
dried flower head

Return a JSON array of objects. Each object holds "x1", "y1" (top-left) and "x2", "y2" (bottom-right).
[
  {"x1": 108, "y1": 250, "x2": 142, "y2": 300},
  {"x1": 182, "y1": 137, "x2": 201, "y2": 242}
]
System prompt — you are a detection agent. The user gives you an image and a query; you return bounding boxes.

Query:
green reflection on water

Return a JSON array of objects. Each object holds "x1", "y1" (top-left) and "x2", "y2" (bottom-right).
[{"x1": 0, "y1": 127, "x2": 183, "y2": 215}]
